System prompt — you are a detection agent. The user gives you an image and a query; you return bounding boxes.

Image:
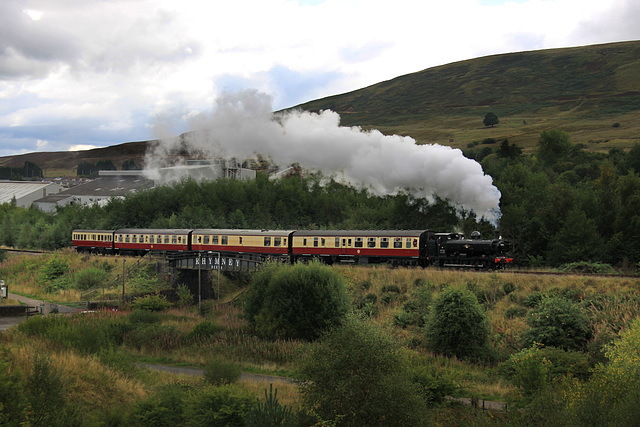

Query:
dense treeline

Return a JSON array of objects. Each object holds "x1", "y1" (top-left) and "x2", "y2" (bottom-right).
[
  {"x1": 1, "y1": 129, "x2": 640, "y2": 268},
  {"x1": 468, "y1": 130, "x2": 640, "y2": 268},
  {"x1": 0, "y1": 161, "x2": 43, "y2": 180}
]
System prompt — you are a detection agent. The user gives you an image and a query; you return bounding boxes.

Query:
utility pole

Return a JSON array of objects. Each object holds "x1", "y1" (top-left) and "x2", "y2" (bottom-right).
[{"x1": 122, "y1": 258, "x2": 126, "y2": 305}]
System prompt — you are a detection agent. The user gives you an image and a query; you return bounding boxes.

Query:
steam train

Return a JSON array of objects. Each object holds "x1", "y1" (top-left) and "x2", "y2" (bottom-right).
[{"x1": 72, "y1": 228, "x2": 513, "y2": 269}]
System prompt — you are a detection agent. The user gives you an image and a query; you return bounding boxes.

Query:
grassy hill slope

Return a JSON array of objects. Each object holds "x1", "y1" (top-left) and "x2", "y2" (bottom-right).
[{"x1": 294, "y1": 40, "x2": 640, "y2": 153}]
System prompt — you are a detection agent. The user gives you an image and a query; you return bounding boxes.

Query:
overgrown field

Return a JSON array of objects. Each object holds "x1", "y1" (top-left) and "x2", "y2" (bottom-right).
[{"x1": 2, "y1": 251, "x2": 640, "y2": 425}]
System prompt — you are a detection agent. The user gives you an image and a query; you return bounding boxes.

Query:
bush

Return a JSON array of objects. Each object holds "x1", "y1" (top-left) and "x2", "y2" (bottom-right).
[
  {"x1": 393, "y1": 285, "x2": 432, "y2": 328},
  {"x1": 186, "y1": 320, "x2": 222, "y2": 341},
  {"x1": 183, "y1": 384, "x2": 254, "y2": 427},
  {"x1": 203, "y1": 359, "x2": 242, "y2": 386},
  {"x1": 41, "y1": 257, "x2": 68, "y2": 282},
  {"x1": 505, "y1": 306, "x2": 528, "y2": 319},
  {"x1": 129, "y1": 309, "x2": 162, "y2": 325},
  {"x1": 74, "y1": 267, "x2": 108, "y2": 291},
  {"x1": 299, "y1": 316, "x2": 428, "y2": 426},
  {"x1": 131, "y1": 294, "x2": 172, "y2": 311},
  {"x1": 425, "y1": 286, "x2": 491, "y2": 360},
  {"x1": 245, "y1": 384, "x2": 296, "y2": 427},
  {"x1": 176, "y1": 284, "x2": 193, "y2": 307},
  {"x1": 410, "y1": 364, "x2": 459, "y2": 405},
  {"x1": 522, "y1": 297, "x2": 592, "y2": 351},
  {"x1": 130, "y1": 384, "x2": 188, "y2": 426},
  {"x1": 244, "y1": 261, "x2": 350, "y2": 341}
]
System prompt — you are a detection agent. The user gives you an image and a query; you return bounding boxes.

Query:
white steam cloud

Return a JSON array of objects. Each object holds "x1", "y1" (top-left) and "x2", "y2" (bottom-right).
[{"x1": 145, "y1": 90, "x2": 502, "y2": 223}]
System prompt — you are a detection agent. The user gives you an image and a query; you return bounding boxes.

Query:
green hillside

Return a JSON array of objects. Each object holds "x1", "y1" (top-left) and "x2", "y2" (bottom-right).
[{"x1": 294, "y1": 41, "x2": 640, "y2": 153}]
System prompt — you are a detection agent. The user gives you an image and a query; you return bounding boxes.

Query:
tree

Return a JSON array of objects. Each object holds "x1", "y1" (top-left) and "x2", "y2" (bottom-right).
[
  {"x1": 299, "y1": 316, "x2": 428, "y2": 426},
  {"x1": 522, "y1": 296, "x2": 592, "y2": 351},
  {"x1": 536, "y1": 129, "x2": 572, "y2": 165},
  {"x1": 425, "y1": 286, "x2": 491, "y2": 360},
  {"x1": 244, "y1": 261, "x2": 350, "y2": 340},
  {"x1": 483, "y1": 112, "x2": 499, "y2": 127}
]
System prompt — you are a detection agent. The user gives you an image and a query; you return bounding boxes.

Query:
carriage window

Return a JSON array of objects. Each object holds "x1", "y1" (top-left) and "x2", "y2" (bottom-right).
[
  {"x1": 264, "y1": 237, "x2": 271, "y2": 246},
  {"x1": 204, "y1": 236, "x2": 210, "y2": 244},
  {"x1": 149, "y1": 236, "x2": 154, "y2": 244},
  {"x1": 283, "y1": 238, "x2": 287, "y2": 245},
  {"x1": 126, "y1": 235, "x2": 131, "y2": 243},
  {"x1": 178, "y1": 236, "x2": 182, "y2": 243},
  {"x1": 335, "y1": 237, "x2": 340, "y2": 247},
  {"x1": 239, "y1": 237, "x2": 243, "y2": 245},
  {"x1": 222, "y1": 236, "x2": 228, "y2": 245},
  {"x1": 321, "y1": 238, "x2": 326, "y2": 246},
  {"x1": 367, "y1": 237, "x2": 376, "y2": 248},
  {"x1": 164, "y1": 235, "x2": 170, "y2": 244},
  {"x1": 355, "y1": 238, "x2": 363, "y2": 248},
  {"x1": 172, "y1": 236, "x2": 177, "y2": 244},
  {"x1": 198, "y1": 236, "x2": 202, "y2": 243},
  {"x1": 274, "y1": 237, "x2": 281, "y2": 247},
  {"x1": 381, "y1": 238, "x2": 389, "y2": 248},
  {"x1": 313, "y1": 237, "x2": 318, "y2": 247},
  {"x1": 406, "y1": 238, "x2": 412, "y2": 248},
  {"x1": 303, "y1": 238, "x2": 307, "y2": 246},
  {"x1": 394, "y1": 237, "x2": 402, "y2": 248},
  {"x1": 212, "y1": 236, "x2": 219, "y2": 245}
]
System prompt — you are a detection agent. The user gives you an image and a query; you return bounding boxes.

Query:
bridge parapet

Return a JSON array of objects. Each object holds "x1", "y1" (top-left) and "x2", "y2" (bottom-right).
[{"x1": 167, "y1": 252, "x2": 264, "y2": 272}]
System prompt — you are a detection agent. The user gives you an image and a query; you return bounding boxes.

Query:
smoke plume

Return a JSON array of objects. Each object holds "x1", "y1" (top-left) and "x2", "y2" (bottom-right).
[{"x1": 145, "y1": 89, "x2": 502, "y2": 223}]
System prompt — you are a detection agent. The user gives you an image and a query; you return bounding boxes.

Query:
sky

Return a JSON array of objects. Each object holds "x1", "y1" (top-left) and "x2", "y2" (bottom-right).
[{"x1": 1, "y1": 0, "x2": 639, "y2": 157}]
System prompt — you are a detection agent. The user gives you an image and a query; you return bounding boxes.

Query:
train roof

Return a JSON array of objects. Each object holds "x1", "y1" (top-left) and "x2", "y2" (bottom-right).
[
  {"x1": 73, "y1": 229, "x2": 115, "y2": 233},
  {"x1": 193, "y1": 229, "x2": 295, "y2": 236},
  {"x1": 292, "y1": 230, "x2": 429, "y2": 237},
  {"x1": 115, "y1": 229, "x2": 193, "y2": 235}
]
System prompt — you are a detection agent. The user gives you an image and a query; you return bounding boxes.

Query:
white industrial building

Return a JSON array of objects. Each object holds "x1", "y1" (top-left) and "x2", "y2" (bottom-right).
[{"x1": 0, "y1": 181, "x2": 64, "y2": 208}]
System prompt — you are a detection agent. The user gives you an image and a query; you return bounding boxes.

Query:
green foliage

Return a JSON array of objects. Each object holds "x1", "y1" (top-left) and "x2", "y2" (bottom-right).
[
  {"x1": 129, "y1": 309, "x2": 162, "y2": 325},
  {"x1": 483, "y1": 112, "x2": 499, "y2": 127},
  {"x1": 74, "y1": 267, "x2": 108, "y2": 290},
  {"x1": 522, "y1": 297, "x2": 592, "y2": 351},
  {"x1": 186, "y1": 320, "x2": 222, "y2": 341},
  {"x1": 393, "y1": 284, "x2": 433, "y2": 328},
  {"x1": 25, "y1": 354, "x2": 82, "y2": 426},
  {"x1": 245, "y1": 384, "x2": 296, "y2": 427},
  {"x1": 425, "y1": 286, "x2": 491, "y2": 360},
  {"x1": 130, "y1": 384, "x2": 188, "y2": 427},
  {"x1": 203, "y1": 359, "x2": 242, "y2": 386},
  {"x1": 0, "y1": 350, "x2": 27, "y2": 425},
  {"x1": 564, "y1": 318, "x2": 640, "y2": 425},
  {"x1": 244, "y1": 261, "x2": 350, "y2": 341},
  {"x1": 410, "y1": 364, "x2": 459, "y2": 405},
  {"x1": 131, "y1": 294, "x2": 172, "y2": 311},
  {"x1": 123, "y1": 324, "x2": 182, "y2": 351},
  {"x1": 558, "y1": 262, "x2": 616, "y2": 274},
  {"x1": 182, "y1": 384, "x2": 254, "y2": 427},
  {"x1": 299, "y1": 316, "x2": 428, "y2": 427},
  {"x1": 175, "y1": 283, "x2": 193, "y2": 307},
  {"x1": 41, "y1": 256, "x2": 68, "y2": 282}
]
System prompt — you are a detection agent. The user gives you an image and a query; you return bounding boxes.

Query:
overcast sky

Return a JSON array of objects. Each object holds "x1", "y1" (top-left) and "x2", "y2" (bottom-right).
[{"x1": 0, "y1": 0, "x2": 638, "y2": 157}]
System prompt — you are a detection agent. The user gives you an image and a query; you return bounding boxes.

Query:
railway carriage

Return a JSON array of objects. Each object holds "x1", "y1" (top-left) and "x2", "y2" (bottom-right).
[
  {"x1": 191, "y1": 229, "x2": 294, "y2": 257},
  {"x1": 113, "y1": 229, "x2": 192, "y2": 254},
  {"x1": 72, "y1": 229, "x2": 115, "y2": 254},
  {"x1": 291, "y1": 230, "x2": 428, "y2": 266}
]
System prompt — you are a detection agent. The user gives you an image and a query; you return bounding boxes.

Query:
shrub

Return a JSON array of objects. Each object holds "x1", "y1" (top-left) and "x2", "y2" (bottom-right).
[
  {"x1": 0, "y1": 352, "x2": 27, "y2": 425},
  {"x1": 186, "y1": 320, "x2": 222, "y2": 341},
  {"x1": 299, "y1": 316, "x2": 428, "y2": 426},
  {"x1": 522, "y1": 297, "x2": 592, "y2": 351},
  {"x1": 505, "y1": 306, "x2": 528, "y2": 319},
  {"x1": 203, "y1": 359, "x2": 242, "y2": 386},
  {"x1": 245, "y1": 384, "x2": 296, "y2": 427},
  {"x1": 129, "y1": 309, "x2": 162, "y2": 325},
  {"x1": 131, "y1": 294, "x2": 172, "y2": 311},
  {"x1": 410, "y1": 364, "x2": 459, "y2": 405},
  {"x1": 176, "y1": 284, "x2": 193, "y2": 307},
  {"x1": 130, "y1": 384, "x2": 189, "y2": 426},
  {"x1": 74, "y1": 267, "x2": 108, "y2": 291},
  {"x1": 183, "y1": 384, "x2": 254, "y2": 427},
  {"x1": 244, "y1": 261, "x2": 350, "y2": 341},
  {"x1": 41, "y1": 257, "x2": 68, "y2": 282},
  {"x1": 393, "y1": 285, "x2": 432, "y2": 328},
  {"x1": 425, "y1": 286, "x2": 491, "y2": 360},
  {"x1": 501, "y1": 346, "x2": 551, "y2": 397}
]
